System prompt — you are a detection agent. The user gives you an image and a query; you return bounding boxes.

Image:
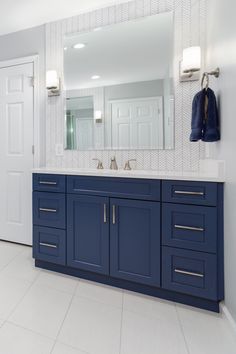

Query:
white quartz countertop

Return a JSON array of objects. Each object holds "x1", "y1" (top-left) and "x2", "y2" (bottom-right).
[{"x1": 32, "y1": 167, "x2": 225, "y2": 183}]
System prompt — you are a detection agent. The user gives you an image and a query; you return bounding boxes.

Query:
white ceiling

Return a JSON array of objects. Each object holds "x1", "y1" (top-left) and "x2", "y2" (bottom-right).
[
  {"x1": 0, "y1": 0, "x2": 130, "y2": 36},
  {"x1": 64, "y1": 12, "x2": 173, "y2": 90}
]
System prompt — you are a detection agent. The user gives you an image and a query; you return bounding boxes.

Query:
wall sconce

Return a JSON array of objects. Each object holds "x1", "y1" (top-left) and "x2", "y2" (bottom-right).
[
  {"x1": 94, "y1": 110, "x2": 102, "y2": 123},
  {"x1": 180, "y1": 46, "x2": 201, "y2": 82},
  {"x1": 46, "y1": 70, "x2": 61, "y2": 96}
]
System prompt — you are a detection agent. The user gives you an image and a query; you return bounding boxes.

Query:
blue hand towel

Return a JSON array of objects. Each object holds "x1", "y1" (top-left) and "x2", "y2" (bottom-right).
[
  {"x1": 190, "y1": 88, "x2": 220, "y2": 142},
  {"x1": 190, "y1": 89, "x2": 206, "y2": 142},
  {"x1": 202, "y1": 88, "x2": 220, "y2": 142}
]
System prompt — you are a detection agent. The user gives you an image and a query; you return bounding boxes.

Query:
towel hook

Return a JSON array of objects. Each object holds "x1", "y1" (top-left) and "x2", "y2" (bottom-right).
[
  {"x1": 201, "y1": 72, "x2": 209, "y2": 90},
  {"x1": 201, "y1": 68, "x2": 220, "y2": 90}
]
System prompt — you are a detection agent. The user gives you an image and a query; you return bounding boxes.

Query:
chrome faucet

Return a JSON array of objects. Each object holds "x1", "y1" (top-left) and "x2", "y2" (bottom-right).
[{"x1": 110, "y1": 156, "x2": 118, "y2": 170}]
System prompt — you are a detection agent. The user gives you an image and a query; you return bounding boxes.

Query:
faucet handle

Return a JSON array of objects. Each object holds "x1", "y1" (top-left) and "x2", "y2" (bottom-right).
[
  {"x1": 92, "y1": 158, "x2": 104, "y2": 170},
  {"x1": 124, "y1": 159, "x2": 136, "y2": 170}
]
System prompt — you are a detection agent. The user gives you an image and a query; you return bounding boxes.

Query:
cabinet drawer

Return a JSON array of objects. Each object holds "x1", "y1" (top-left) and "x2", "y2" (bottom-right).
[
  {"x1": 33, "y1": 226, "x2": 66, "y2": 265},
  {"x1": 162, "y1": 247, "x2": 217, "y2": 300},
  {"x1": 67, "y1": 176, "x2": 160, "y2": 201},
  {"x1": 33, "y1": 174, "x2": 66, "y2": 193},
  {"x1": 162, "y1": 180, "x2": 218, "y2": 206},
  {"x1": 33, "y1": 192, "x2": 66, "y2": 229},
  {"x1": 162, "y1": 203, "x2": 217, "y2": 253}
]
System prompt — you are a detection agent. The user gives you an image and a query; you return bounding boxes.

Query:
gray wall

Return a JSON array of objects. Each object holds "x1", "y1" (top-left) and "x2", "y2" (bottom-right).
[
  {"x1": 0, "y1": 25, "x2": 46, "y2": 165},
  {"x1": 207, "y1": 0, "x2": 236, "y2": 321},
  {"x1": 104, "y1": 79, "x2": 164, "y2": 101}
]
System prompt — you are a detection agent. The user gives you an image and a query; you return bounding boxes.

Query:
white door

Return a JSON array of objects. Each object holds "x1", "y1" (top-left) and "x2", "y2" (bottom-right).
[
  {"x1": 0, "y1": 62, "x2": 34, "y2": 245},
  {"x1": 111, "y1": 97, "x2": 163, "y2": 149}
]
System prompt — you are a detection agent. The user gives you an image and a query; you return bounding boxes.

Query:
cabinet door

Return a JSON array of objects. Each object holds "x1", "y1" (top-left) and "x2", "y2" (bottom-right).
[
  {"x1": 110, "y1": 198, "x2": 160, "y2": 286},
  {"x1": 67, "y1": 195, "x2": 109, "y2": 275}
]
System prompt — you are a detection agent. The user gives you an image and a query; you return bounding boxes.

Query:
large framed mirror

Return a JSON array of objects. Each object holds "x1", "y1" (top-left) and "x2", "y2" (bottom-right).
[{"x1": 64, "y1": 11, "x2": 174, "y2": 151}]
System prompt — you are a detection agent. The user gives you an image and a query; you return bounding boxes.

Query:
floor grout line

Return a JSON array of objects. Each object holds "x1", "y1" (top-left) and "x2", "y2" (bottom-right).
[
  {"x1": 49, "y1": 280, "x2": 80, "y2": 354},
  {"x1": 175, "y1": 304, "x2": 191, "y2": 354},
  {"x1": 0, "y1": 245, "x2": 26, "y2": 274},
  {"x1": 4, "y1": 270, "x2": 42, "y2": 323}
]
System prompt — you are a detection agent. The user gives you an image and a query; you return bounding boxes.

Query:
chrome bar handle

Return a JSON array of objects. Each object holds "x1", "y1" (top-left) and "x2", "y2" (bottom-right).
[
  {"x1": 112, "y1": 205, "x2": 116, "y2": 225},
  {"x1": 174, "y1": 224, "x2": 204, "y2": 232},
  {"x1": 39, "y1": 242, "x2": 57, "y2": 249},
  {"x1": 39, "y1": 208, "x2": 57, "y2": 213},
  {"x1": 174, "y1": 190, "x2": 204, "y2": 196},
  {"x1": 104, "y1": 204, "x2": 107, "y2": 223},
  {"x1": 174, "y1": 269, "x2": 204, "y2": 278},
  {"x1": 39, "y1": 181, "x2": 57, "y2": 185}
]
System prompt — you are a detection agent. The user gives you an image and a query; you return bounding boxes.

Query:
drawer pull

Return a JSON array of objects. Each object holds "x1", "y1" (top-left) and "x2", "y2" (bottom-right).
[
  {"x1": 104, "y1": 204, "x2": 107, "y2": 223},
  {"x1": 39, "y1": 242, "x2": 57, "y2": 249},
  {"x1": 174, "y1": 269, "x2": 204, "y2": 278},
  {"x1": 174, "y1": 224, "x2": 204, "y2": 232},
  {"x1": 39, "y1": 181, "x2": 57, "y2": 185},
  {"x1": 174, "y1": 190, "x2": 204, "y2": 196},
  {"x1": 112, "y1": 205, "x2": 116, "y2": 225},
  {"x1": 39, "y1": 208, "x2": 57, "y2": 213}
]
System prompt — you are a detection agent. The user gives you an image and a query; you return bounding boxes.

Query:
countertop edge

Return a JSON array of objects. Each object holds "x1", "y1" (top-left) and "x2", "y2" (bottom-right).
[{"x1": 32, "y1": 168, "x2": 225, "y2": 183}]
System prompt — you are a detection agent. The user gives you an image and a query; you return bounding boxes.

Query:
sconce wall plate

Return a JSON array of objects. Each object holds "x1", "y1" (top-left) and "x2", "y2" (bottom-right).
[
  {"x1": 179, "y1": 61, "x2": 200, "y2": 82},
  {"x1": 46, "y1": 70, "x2": 61, "y2": 97},
  {"x1": 47, "y1": 79, "x2": 61, "y2": 97}
]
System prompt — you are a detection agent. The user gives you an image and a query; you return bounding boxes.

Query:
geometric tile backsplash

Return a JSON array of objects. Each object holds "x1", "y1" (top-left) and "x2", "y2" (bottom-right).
[{"x1": 45, "y1": 0, "x2": 206, "y2": 172}]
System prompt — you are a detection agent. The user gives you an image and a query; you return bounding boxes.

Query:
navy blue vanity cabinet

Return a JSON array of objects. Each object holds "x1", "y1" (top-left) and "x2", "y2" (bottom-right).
[
  {"x1": 67, "y1": 194, "x2": 109, "y2": 275},
  {"x1": 33, "y1": 173, "x2": 224, "y2": 313},
  {"x1": 110, "y1": 198, "x2": 161, "y2": 286},
  {"x1": 33, "y1": 174, "x2": 66, "y2": 266}
]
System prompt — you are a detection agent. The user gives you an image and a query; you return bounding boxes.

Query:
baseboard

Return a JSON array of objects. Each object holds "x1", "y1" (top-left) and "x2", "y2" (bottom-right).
[{"x1": 220, "y1": 303, "x2": 236, "y2": 335}]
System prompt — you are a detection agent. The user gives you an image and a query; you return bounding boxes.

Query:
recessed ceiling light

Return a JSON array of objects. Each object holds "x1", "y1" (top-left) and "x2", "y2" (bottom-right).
[
  {"x1": 91, "y1": 75, "x2": 101, "y2": 80},
  {"x1": 64, "y1": 46, "x2": 68, "y2": 51},
  {"x1": 73, "y1": 43, "x2": 86, "y2": 49}
]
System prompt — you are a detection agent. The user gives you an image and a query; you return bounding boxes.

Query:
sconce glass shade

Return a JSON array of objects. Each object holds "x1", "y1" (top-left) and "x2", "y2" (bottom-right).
[
  {"x1": 182, "y1": 46, "x2": 201, "y2": 73},
  {"x1": 46, "y1": 70, "x2": 59, "y2": 90}
]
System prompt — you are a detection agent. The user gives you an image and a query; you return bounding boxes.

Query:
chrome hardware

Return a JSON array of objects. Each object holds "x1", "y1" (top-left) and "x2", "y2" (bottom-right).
[
  {"x1": 174, "y1": 190, "x2": 204, "y2": 196},
  {"x1": 201, "y1": 68, "x2": 220, "y2": 90},
  {"x1": 174, "y1": 224, "x2": 204, "y2": 232},
  {"x1": 104, "y1": 204, "x2": 107, "y2": 223},
  {"x1": 39, "y1": 208, "x2": 57, "y2": 213},
  {"x1": 39, "y1": 242, "x2": 57, "y2": 249},
  {"x1": 110, "y1": 156, "x2": 118, "y2": 170},
  {"x1": 112, "y1": 205, "x2": 116, "y2": 224},
  {"x1": 174, "y1": 269, "x2": 204, "y2": 278},
  {"x1": 92, "y1": 158, "x2": 104, "y2": 169},
  {"x1": 124, "y1": 159, "x2": 136, "y2": 170},
  {"x1": 39, "y1": 181, "x2": 57, "y2": 185}
]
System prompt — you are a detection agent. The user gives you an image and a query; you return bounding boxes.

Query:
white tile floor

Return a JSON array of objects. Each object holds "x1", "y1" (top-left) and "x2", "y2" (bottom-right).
[{"x1": 0, "y1": 241, "x2": 235, "y2": 354}]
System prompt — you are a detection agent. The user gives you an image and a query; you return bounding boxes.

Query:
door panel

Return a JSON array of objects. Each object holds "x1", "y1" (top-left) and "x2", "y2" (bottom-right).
[
  {"x1": 111, "y1": 97, "x2": 163, "y2": 149},
  {"x1": 110, "y1": 198, "x2": 160, "y2": 286},
  {"x1": 0, "y1": 63, "x2": 34, "y2": 245},
  {"x1": 67, "y1": 194, "x2": 109, "y2": 275}
]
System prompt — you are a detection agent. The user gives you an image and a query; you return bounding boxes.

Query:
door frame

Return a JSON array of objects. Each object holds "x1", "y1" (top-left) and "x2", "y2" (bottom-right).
[{"x1": 0, "y1": 55, "x2": 40, "y2": 167}]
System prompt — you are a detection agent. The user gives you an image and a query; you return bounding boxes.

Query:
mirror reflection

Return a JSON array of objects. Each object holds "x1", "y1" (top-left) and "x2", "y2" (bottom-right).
[{"x1": 64, "y1": 12, "x2": 174, "y2": 151}]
